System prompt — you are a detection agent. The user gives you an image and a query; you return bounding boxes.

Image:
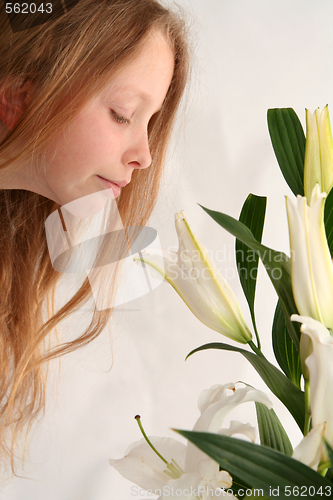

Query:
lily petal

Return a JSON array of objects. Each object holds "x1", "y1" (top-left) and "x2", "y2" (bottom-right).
[
  {"x1": 185, "y1": 384, "x2": 272, "y2": 472},
  {"x1": 161, "y1": 472, "x2": 202, "y2": 500},
  {"x1": 109, "y1": 437, "x2": 186, "y2": 490},
  {"x1": 291, "y1": 315, "x2": 333, "y2": 449},
  {"x1": 218, "y1": 420, "x2": 257, "y2": 443},
  {"x1": 292, "y1": 424, "x2": 326, "y2": 470},
  {"x1": 198, "y1": 459, "x2": 232, "y2": 487},
  {"x1": 304, "y1": 105, "x2": 333, "y2": 201},
  {"x1": 198, "y1": 383, "x2": 236, "y2": 414},
  {"x1": 193, "y1": 385, "x2": 272, "y2": 434},
  {"x1": 197, "y1": 459, "x2": 235, "y2": 499}
]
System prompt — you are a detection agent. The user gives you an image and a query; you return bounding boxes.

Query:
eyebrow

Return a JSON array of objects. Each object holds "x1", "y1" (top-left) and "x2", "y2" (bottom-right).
[
  {"x1": 113, "y1": 87, "x2": 152, "y2": 102},
  {"x1": 137, "y1": 89, "x2": 167, "y2": 112},
  {"x1": 111, "y1": 87, "x2": 165, "y2": 113},
  {"x1": 140, "y1": 90, "x2": 161, "y2": 104}
]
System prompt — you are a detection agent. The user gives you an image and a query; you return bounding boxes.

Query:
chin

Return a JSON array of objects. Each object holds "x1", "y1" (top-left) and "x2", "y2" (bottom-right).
[{"x1": 57, "y1": 188, "x2": 117, "y2": 219}]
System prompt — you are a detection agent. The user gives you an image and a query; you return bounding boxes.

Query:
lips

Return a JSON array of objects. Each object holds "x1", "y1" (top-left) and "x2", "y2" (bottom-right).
[
  {"x1": 97, "y1": 176, "x2": 130, "y2": 187},
  {"x1": 97, "y1": 176, "x2": 124, "y2": 197},
  {"x1": 112, "y1": 179, "x2": 131, "y2": 187}
]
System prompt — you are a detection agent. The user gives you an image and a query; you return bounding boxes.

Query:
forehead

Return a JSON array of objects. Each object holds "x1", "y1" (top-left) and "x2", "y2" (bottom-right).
[{"x1": 100, "y1": 31, "x2": 175, "y2": 105}]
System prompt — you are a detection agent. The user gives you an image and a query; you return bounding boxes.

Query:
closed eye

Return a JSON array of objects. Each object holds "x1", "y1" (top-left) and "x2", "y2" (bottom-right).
[{"x1": 110, "y1": 109, "x2": 130, "y2": 125}]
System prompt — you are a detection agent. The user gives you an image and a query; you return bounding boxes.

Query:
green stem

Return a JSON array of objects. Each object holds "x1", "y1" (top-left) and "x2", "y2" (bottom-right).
[
  {"x1": 248, "y1": 340, "x2": 264, "y2": 358},
  {"x1": 254, "y1": 329, "x2": 261, "y2": 351},
  {"x1": 304, "y1": 379, "x2": 311, "y2": 436},
  {"x1": 249, "y1": 307, "x2": 261, "y2": 350},
  {"x1": 135, "y1": 415, "x2": 168, "y2": 465},
  {"x1": 318, "y1": 461, "x2": 330, "y2": 476}
]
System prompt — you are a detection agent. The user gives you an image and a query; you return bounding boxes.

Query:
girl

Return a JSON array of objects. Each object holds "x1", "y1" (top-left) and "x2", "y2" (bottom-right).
[{"x1": 0, "y1": 0, "x2": 190, "y2": 473}]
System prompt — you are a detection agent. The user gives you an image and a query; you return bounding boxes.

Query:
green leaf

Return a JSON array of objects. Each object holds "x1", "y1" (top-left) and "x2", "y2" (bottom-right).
[
  {"x1": 198, "y1": 204, "x2": 300, "y2": 350},
  {"x1": 226, "y1": 472, "x2": 252, "y2": 497},
  {"x1": 323, "y1": 441, "x2": 333, "y2": 483},
  {"x1": 186, "y1": 342, "x2": 305, "y2": 431},
  {"x1": 243, "y1": 492, "x2": 270, "y2": 499},
  {"x1": 267, "y1": 108, "x2": 305, "y2": 196},
  {"x1": 174, "y1": 431, "x2": 331, "y2": 499},
  {"x1": 236, "y1": 194, "x2": 266, "y2": 339},
  {"x1": 255, "y1": 402, "x2": 293, "y2": 456},
  {"x1": 272, "y1": 300, "x2": 302, "y2": 388},
  {"x1": 324, "y1": 186, "x2": 333, "y2": 257},
  {"x1": 325, "y1": 468, "x2": 333, "y2": 484}
]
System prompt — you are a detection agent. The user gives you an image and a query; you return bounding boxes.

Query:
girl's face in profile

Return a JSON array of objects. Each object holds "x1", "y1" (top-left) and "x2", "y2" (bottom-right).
[{"x1": 31, "y1": 30, "x2": 174, "y2": 207}]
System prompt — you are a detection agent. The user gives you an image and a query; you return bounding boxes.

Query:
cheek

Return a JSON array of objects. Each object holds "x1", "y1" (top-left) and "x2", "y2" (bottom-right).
[
  {"x1": 48, "y1": 116, "x2": 120, "y2": 179},
  {"x1": 68, "y1": 114, "x2": 122, "y2": 166}
]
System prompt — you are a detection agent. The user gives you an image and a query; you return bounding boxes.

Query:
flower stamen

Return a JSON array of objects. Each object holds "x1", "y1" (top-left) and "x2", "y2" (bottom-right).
[
  {"x1": 135, "y1": 416, "x2": 185, "y2": 480},
  {"x1": 135, "y1": 415, "x2": 169, "y2": 465}
]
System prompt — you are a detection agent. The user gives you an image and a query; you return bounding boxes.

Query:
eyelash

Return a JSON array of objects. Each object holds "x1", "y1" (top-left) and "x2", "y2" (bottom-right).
[{"x1": 111, "y1": 109, "x2": 130, "y2": 125}]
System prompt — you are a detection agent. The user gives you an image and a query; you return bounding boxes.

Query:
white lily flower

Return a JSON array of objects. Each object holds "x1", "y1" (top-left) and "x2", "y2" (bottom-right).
[
  {"x1": 286, "y1": 185, "x2": 333, "y2": 329},
  {"x1": 109, "y1": 383, "x2": 272, "y2": 499},
  {"x1": 109, "y1": 436, "x2": 187, "y2": 492},
  {"x1": 185, "y1": 383, "x2": 272, "y2": 472},
  {"x1": 304, "y1": 105, "x2": 333, "y2": 202},
  {"x1": 291, "y1": 314, "x2": 333, "y2": 469},
  {"x1": 133, "y1": 211, "x2": 252, "y2": 344}
]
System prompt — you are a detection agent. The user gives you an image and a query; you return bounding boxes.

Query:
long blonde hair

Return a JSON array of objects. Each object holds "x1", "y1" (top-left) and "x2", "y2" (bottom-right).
[{"x1": 0, "y1": 0, "x2": 190, "y2": 473}]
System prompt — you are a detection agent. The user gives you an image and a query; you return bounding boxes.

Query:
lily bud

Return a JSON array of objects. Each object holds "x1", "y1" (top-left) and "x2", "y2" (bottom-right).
[
  {"x1": 133, "y1": 211, "x2": 252, "y2": 344},
  {"x1": 304, "y1": 105, "x2": 333, "y2": 202},
  {"x1": 286, "y1": 185, "x2": 333, "y2": 330}
]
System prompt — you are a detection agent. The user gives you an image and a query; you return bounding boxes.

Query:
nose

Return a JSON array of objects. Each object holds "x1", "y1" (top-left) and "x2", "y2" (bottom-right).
[{"x1": 123, "y1": 127, "x2": 152, "y2": 170}]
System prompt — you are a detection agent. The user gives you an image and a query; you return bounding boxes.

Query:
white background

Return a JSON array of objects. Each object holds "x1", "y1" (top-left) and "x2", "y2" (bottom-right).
[{"x1": 2, "y1": 0, "x2": 333, "y2": 498}]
